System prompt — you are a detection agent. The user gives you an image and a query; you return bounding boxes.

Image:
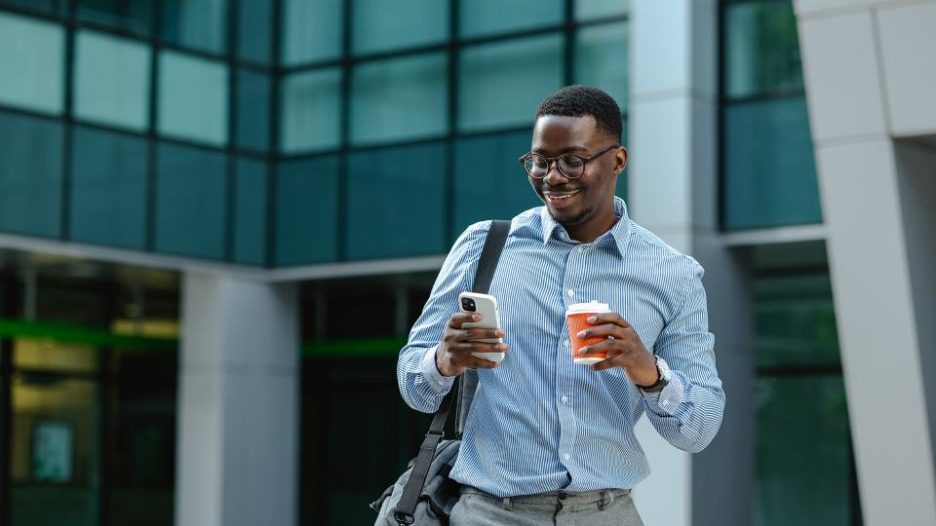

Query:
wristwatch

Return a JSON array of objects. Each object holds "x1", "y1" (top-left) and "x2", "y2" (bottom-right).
[{"x1": 640, "y1": 356, "x2": 672, "y2": 393}]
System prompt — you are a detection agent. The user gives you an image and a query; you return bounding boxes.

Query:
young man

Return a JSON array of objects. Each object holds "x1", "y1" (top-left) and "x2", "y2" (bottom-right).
[{"x1": 397, "y1": 85, "x2": 725, "y2": 525}]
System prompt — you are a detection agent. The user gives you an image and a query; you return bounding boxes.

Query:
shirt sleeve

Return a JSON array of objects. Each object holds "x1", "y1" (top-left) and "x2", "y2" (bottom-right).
[
  {"x1": 642, "y1": 261, "x2": 725, "y2": 453},
  {"x1": 396, "y1": 221, "x2": 490, "y2": 413}
]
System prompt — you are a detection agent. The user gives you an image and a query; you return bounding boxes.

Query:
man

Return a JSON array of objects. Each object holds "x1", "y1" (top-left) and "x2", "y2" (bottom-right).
[{"x1": 397, "y1": 85, "x2": 724, "y2": 525}]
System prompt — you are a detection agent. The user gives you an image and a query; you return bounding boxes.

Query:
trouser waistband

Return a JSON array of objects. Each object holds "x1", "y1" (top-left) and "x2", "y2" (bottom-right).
[{"x1": 460, "y1": 486, "x2": 631, "y2": 511}]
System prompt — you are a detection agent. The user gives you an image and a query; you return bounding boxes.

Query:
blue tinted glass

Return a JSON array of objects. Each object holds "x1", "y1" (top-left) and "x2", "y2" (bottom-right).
[
  {"x1": 0, "y1": 12, "x2": 64, "y2": 115},
  {"x1": 276, "y1": 156, "x2": 339, "y2": 265},
  {"x1": 755, "y1": 274, "x2": 839, "y2": 369},
  {"x1": 238, "y1": 0, "x2": 272, "y2": 63},
  {"x1": 453, "y1": 131, "x2": 540, "y2": 235},
  {"x1": 724, "y1": 2, "x2": 803, "y2": 99},
  {"x1": 575, "y1": 21, "x2": 628, "y2": 112},
  {"x1": 236, "y1": 69, "x2": 270, "y2": 152},
  {"x1": 723, "y1": 97, "x2": 821, "y2": 230},
  {"x1": 460, "y1": 0, "x2": 562, "y2": 38},
  {"x1": 0, "y1": 111, "x2": 62, "y2": 238},
  {"x1": 74, "y1": 30, "x2": 151, "y2": 131},
  {"x1": 234, "y1": 158, "x2": 268, "y2": 266},
  {"x1": 347, "y1": 142, "x2": 446, "y2": 259},
  {"x1": 70, "y1": 127, "x2": 147, "y2": 250},
  {"x1": 575, "y1": 0, "x2": 629, "y2": 21},
  {"x1": 282, "y1": 0, "x2": 342, "y2": 65},
  {"x1": 78, "y1": 0, "x2": 152, "y2": 35},
  {"x1": 155, "y1": 143, "x2": 227, "y2": 259},
  {"x1": 0, "y1": 0, "x2": 64, "y2": 15},
  {"x1": 350, "y1": 53, "x2": 447, "y2": 145},
  {"x1": 353, "y1": 0, "x2": 448, "y2": 54},
  {"x1": 161, "y1": 0, "x2": 227, "y2": 54},
  {"x1": 459, "y1": 35, "x2": 563, "y2": 132},
  {"x1": 280, "y1": 68, "x2": 342, "y2": 153},
  {"x1": 158, "y1": 51, "x2": 228, "y2": 146}
]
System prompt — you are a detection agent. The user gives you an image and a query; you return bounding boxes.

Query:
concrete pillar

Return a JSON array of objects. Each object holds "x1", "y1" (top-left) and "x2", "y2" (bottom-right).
[{"x1": 175, "y1": 273, "x2": 300, "y2": 526}]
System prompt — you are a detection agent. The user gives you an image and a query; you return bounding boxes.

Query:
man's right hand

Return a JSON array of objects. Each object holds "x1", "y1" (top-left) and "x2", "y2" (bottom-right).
[{"x1": 436, "y1": 312, "x2": 508, "y2": 377}]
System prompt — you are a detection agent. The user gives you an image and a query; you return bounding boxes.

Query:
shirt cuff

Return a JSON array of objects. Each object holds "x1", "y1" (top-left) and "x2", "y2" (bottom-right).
[
  {"x1": 421, "y1": 344, "x2": 456, "y2": 393},
  {"x1": 642, "y1": 372, "x2": 685, "y2": 416}
]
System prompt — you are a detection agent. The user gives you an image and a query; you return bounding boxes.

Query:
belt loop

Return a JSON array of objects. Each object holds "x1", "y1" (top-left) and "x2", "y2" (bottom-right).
[
  {"x1": 501, "y1": 496, "x2": 512, "y2": 511},
  {"x1": 598, "y1": 490, "x2": 614, "y2": 510}
]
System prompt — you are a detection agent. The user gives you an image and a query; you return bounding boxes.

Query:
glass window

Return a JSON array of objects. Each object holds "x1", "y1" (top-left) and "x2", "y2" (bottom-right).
[
  {"x1": 276, "y1": 156, "x2": 339, "y2": 265},
  {"x1": 460, "y1": 0, "x2": 562, "y2": 38},
  {"x1": 575, "y1": 0, "x2": 629, "y2": 21},
  {"x1": 235, "y1": 69, "x2": 270, "y2": 152},
  {"x1": 346, "y1": 142, "x2": 446, "y2": 259},
  {"x1": 0, "y1": 0, "x2": 64, "y2": 15},
  {"x1": 459, "y1": 35, "x2": 563, "y2": 132},
  {"x1": 453, "y1": 130, "x2": 540, "y2": 235},
  {"x1": 0, "y1": 111, "x2": 63, "y2": 238},
  {"x1": 74, "y1": 31, "x2": 151, "y2": 132},
  {"x1": 160, "y1": 0, "x2": 227, "y2": 55},
  {"x1": 724, "y1": 2, "x2": 803, "y2": 99},
  {"x1": 353, "y1": 0, "x2": 448, "y2": 54},
  {"x1": 350, "y1": 53, "x2": 447, "y2": 146},
  {"x1": 78, "y1": 0, "x2": 152, "y2": 36},
  {"x1": 13, "y1": 339, "x2": 98, "y2": 373},
  {"x1": 282, "y1": 0, "x2": 342, "y2": 65},
  {"x1": 237, "y1": 0, "x2": 272, "y2": 63},
  {"x1": 155, "y1": 143, "x2": 227, "y2": 260},
  {"x1": 755, "y1": 273, "x2": 839, "y2": 369},
  {"x1": 723, "y1": 97, "x2": 821, "y2": 230},
  {"x1": 0, "y1": 12, "x2": 64, "y2": 115},
  {"x1": 280, "y1": 68, "x2": 342, "y2": 153},
  {"x1": 70, "y1": 127, "x2": 148, "y2": 250},
  {"x1": 575, "y1": 21, "x2": 628, "y2": 113},
  {"x1": 158, "y1": 51, "x2": 228, "y2": 146},
  {"x1": 233, "y1": 158, "x2": 268, "y2": 266}
]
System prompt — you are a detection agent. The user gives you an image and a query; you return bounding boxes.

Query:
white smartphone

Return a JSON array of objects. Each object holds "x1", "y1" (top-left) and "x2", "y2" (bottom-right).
[{"x1": 458, "y1": 292, "x2": 504, "y2": 363}]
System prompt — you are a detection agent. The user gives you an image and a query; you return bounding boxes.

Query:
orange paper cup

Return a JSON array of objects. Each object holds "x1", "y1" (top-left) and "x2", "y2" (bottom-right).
[{"x1": 566, "y1": 301, "x2": 611, "y2": 365}]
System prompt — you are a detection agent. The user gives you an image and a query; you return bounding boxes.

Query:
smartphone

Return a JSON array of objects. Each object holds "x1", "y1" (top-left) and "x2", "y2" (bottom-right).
[{"x1": 458, "y1": 292, "x2": 504, "y2": 363}]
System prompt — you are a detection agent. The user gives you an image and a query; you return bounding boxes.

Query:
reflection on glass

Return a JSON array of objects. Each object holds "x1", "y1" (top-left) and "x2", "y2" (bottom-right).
[
  {"x1": 575, "y1": 21, "x2": 629, "y2": 112},
  {"x1": 353, "y1": 0, "x2": 448, "y2": 54},
  {"x1": 78, "y1": 0, "x2": 152, "y2": 35},
  {"x1": 350, "y1": 53, "x2": 447, "y2": 145},
  {"x1": 282, "y1": 0, "x2": 342, "y2": 65},
  {"x1": 460, "y1": 0, "x2": 562, "y2": 38},
  {"x1": 158, "y1": 51, "x2": 228, "y2": 146},
  {"x1": 236, "y1": 69, "x2": 271, "y2": 152},
  {"x1": 74, "y1": 30, "x2": 151, "y2": 131},
  {"x1": 13, "y1": 340, "x2": 98, "y2": 373},
  {"x1": 0, "y1": 12, "x2": 64, "y2": 115},
  {"x1": 0, "y1": 111, "x2": 63, "y2": 238},
  {"x1": 0, "y1": 0, "x2": 64, "y2": 15},
  {"x1": 724, "y1": 2, "x2": 803, "y2": 99},
  {"x1": 280, "y1": 68, "x2": 342, "y2": 153},
  {"x1": 459, "y1": 35, "x2": 563, "y2": 131},
  {"x1": 237, "y1": 0, "x2": 272, "y2": 63},
  {"x1": 276, "y1": 157, "x2": 340, "y2": 265},
  {"x1": 575, "y1": 0, "x2": 629, "y2": 21},
  {"x1": 234, "y1": 158, "x2": 268, "y2": 266},
  {"x1": 160, "y1": 0, "x2": 227, "y2": 54}
]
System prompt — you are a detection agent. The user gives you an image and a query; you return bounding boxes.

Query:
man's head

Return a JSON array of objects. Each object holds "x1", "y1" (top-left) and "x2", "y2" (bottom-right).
[{"x1": 525, "y1": 85, "x2": 627, "y2": 243}]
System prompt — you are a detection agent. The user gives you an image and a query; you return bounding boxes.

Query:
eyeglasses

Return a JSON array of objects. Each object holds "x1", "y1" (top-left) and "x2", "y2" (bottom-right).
[{"x1": 518, "y1": 144, "x2": 620, "y2": 179}]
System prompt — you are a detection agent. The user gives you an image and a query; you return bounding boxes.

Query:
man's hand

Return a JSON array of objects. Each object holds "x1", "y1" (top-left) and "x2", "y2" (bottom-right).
[
  {"x1": 576, "y1": 312, "x2": 659, "y2": 386},
  {"x1": 436, "y1": 312, "x2": 508, "y2": 377}
]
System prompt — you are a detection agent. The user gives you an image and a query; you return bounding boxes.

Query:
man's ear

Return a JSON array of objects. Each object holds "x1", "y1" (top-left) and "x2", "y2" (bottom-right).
[{"x1": 615, "y1": 146, "x2": 629, "y2": 175}]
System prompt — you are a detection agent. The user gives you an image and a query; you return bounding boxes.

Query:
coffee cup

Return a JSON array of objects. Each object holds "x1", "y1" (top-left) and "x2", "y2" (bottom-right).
[{"x1": 566, "y1": 301, "x2": 611, "y2": 365}]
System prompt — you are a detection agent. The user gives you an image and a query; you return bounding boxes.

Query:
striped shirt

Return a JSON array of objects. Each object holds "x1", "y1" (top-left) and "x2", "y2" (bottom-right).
[{"x1": 397, "y1": 197, "x2": 725, "y2": 497}]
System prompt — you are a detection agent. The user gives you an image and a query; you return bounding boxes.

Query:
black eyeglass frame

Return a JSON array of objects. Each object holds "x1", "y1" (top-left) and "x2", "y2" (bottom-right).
[{"x1": 518, "y1": 144, "x2": 621, "y2": 179}]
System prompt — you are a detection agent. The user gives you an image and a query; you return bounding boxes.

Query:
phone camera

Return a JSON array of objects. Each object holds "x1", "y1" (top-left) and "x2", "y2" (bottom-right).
[{"x1": 461, "y1": 297, "x2": 476, "y2": 312}]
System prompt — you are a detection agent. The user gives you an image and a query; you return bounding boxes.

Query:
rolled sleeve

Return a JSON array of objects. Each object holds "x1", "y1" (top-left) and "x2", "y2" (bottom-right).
[{"x1": 421, "y1": 344, "x2": 456, "y2": 393}]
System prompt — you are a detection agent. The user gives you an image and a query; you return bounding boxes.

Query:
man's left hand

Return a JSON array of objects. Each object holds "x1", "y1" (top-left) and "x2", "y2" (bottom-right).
[{"x1": 576, "y1": 312, "x2": 659, "y2": 387}]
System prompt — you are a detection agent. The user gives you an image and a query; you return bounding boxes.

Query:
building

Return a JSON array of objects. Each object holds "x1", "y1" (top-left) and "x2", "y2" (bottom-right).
[{"x1": 0, "y1": 0, "x2": 933, "y2": 525}]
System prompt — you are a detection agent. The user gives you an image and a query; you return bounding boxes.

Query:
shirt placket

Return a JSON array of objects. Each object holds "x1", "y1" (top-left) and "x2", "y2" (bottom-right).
[{"x1": 556, "y1": 243, "x2": 589, "y2": 474}]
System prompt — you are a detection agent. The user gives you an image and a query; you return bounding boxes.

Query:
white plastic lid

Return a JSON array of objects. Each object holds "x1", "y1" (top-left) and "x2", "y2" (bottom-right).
[{"x1": 566, "y1": 301, "x2": 610, "y2": 314}]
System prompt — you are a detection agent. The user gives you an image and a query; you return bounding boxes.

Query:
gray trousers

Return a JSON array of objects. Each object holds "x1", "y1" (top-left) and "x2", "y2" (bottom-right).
[{"x1": 450, "y1": 486, "x2": 645, "y2": 526}]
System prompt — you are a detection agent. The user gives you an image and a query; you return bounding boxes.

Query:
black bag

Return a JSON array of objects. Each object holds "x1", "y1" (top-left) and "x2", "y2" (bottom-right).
[{"x1": 370, "y1": 220, "x2": 510, "y2": 526}]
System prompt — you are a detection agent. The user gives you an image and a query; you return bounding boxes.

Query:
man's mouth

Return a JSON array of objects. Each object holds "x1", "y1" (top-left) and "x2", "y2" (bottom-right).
[{"x1": 543, "y1": 189, "x2": 581, "y2": 205}]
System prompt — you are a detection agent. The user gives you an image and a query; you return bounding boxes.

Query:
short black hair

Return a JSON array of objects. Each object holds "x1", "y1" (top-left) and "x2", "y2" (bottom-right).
[{"x1": 535, "y1": 85, "x2": 622, "y2": 143}]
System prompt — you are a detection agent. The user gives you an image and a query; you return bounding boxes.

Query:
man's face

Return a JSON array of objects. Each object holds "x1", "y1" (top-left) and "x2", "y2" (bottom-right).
[{"x1": 528, "y1": 115, "x2": 626, "y2": 240}]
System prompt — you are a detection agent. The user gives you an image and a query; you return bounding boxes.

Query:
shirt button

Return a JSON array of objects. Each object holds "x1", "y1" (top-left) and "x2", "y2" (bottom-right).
[
  {"x1": 563, "y1": 339, "x2": 569, "y2": 347},
  {"x1": 567, "y1": 289, "x2": 575, "y2": 298},
  {"x1": 564, "y1": 454, "x2": 571, "y2": 461},
  {"x1": 561, "y1": 395, "x2": 568, "y2": 404},
  {"x1": 577, "y1": 247, "x2": 584, "y2": 253}
]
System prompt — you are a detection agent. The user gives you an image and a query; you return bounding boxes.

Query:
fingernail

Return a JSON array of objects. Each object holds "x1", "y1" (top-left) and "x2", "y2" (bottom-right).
[
  {"x1": 496, "y1": 330, "x2": 504, "y2": 337},
  {"x1": 577, "y1": 331, "x2": 586, "y2": 338},
  {"x1": 473, "y1": 314, "x2": 481, "y2": 320},
  {"x1": 587, "y1": 316, "x2": 597, "y2": 323}
]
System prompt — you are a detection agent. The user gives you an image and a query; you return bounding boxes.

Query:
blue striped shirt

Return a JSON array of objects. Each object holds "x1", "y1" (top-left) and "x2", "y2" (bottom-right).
[{"x1": 397, "y1": 197, "x2": 725, "y2": 497}]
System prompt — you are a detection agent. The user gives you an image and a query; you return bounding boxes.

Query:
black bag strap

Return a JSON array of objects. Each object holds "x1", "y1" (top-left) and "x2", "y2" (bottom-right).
[{"x1": 393, "y1": 219, "x2": 510, "y2": 526}]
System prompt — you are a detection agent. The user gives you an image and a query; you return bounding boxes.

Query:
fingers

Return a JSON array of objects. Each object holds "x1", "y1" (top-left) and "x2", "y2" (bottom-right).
[
  {"x1": 449, "y1": 312, "x2": 481, "y2": 329},
  {"x1": 586, "y1": 312, "x2": 630, "y2": 329},
  {"x1": 575, "y1": 323, "x2": 628, "y2": 341}
]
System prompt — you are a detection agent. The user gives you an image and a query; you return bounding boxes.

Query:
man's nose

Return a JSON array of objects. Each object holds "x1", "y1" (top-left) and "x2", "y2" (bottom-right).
[{"x1": 543, "y1": 161, "x2": 569, "y2": 185}]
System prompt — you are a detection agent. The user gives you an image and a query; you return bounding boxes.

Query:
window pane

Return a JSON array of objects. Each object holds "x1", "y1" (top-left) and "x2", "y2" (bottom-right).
[
  {"x1": 0, "y1": 12, "x2": 64, "y2": 115},
  {"x1": 0, "y1": 111, "x2": 63, "y2": 238},
  {"x1": 459, "y1": 35, "x2": 563, "y2": 132},
  {"x1": 70, "y1": 127, "x2": 148, "y2": 250},
  {"x1": 575, "y1": 0, "x2": 629, "y2": 21},
  {"x1": 723, "y1": 97, "x2": 821, "y2": 230},
  {"x1": 460, "y1": 0, "x2": 562, "y2": 38},
  {"x1": 276, "y1": 156, "x2": 339, "y2": 265},
  {"x1": 453, "y1": 131, "x2": 540, "y2": 235},
  {"x1": 575, "y1": 21, "x2": 629, "y2": 113},
  {"x1": 158, "y1": 51, "x2": 228, "y2": 146},
  {"x1": 237, "y1": 0, "x2": 272, "y2": 63},
  {"x1": 347, "y1": 142, "x2": 446, "y2": 259},
  {"x1": 234, "y1": 158, "x2": 267, "y2": 266},
  {"x1": 353, "y1": 0, "x2": 448, "y2": 54},
  {"x1": 280, "y1": 68, "x2": 341, "y2": 153},
  {"x1": 155, "y1": 143, "x2": 226, "y2": 260},
  {"x1": 282, "y1": 0, "x2": 342, "y2": 65},
  {"x1": 235, "y1": 69, "x2": 270, "y2": 152},
  {"x1": 350, "y1": 53, "x2": 447, "y2": 145},
  {"x1": 755, "y1": 274, "x2": 839, "y2": 369},
  {"x1": 161, "y1": 0, "x2": 227, "y2": 54},
  {"x1": 0, "y1": 0, "x2": 64, "y2": 15},
  {"x1": 78, "y1": 0, "x2": 152, "y2": 36},
  {"x1": 724, "y1": 2, "x2": 803, "y2": 99},
  {"x1": 74, "y1": 31, "x2": 151, "y2": 131}
]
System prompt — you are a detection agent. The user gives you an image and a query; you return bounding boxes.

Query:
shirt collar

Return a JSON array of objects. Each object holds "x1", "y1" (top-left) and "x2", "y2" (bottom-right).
[{"x1": 539, "y1": 196, "x2": 632, "y2": 256}]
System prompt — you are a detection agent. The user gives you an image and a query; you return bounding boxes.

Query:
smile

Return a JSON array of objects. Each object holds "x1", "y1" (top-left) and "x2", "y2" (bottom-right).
[{"x1": 544, "y1": 189, "x2": 581, "y2": 203}]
